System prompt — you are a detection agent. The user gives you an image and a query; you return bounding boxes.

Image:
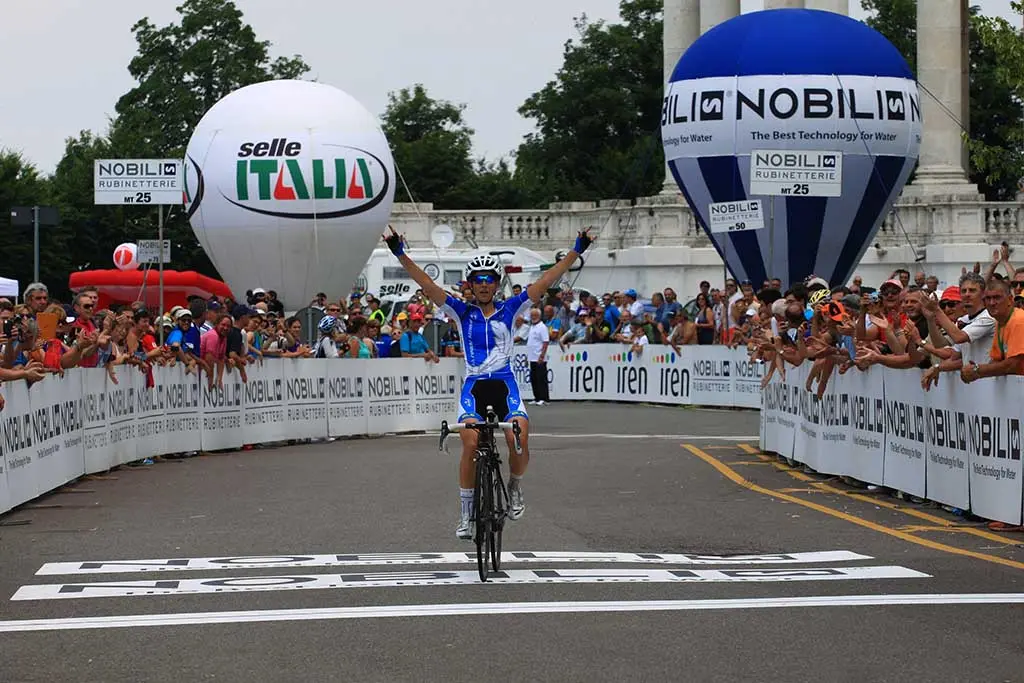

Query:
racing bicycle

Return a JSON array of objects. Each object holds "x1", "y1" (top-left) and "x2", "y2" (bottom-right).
[{"x1": 439, "y1": 406, "x2": 522, "y2": 582}]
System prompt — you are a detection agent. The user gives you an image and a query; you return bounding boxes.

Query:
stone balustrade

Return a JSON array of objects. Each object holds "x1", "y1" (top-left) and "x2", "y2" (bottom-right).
[{"x1": 390, "y1": 194, "x2": 1024, "y2": 255}]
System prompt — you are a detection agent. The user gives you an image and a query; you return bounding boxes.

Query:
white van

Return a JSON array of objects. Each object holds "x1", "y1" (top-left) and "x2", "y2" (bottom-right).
[{"x1": 358, "y1": 246, "x2": 555, "y2": 311}]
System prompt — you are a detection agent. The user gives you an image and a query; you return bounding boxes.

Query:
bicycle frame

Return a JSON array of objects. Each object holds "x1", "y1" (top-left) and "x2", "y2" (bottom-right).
[{"x1": 439, "y1": 406, "x2": 523, "y2": 581}]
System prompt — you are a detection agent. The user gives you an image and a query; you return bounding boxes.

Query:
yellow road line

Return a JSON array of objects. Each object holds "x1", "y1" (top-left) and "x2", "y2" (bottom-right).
[
  {"x1": 737, "y1": 443, "x2": 761, "y2": 455},
  {"x1": 775, "y1": 465, "x2": 815, "y2": 481},
  {"x1": 683, "y1": 444, "x2": 1024, "y2": 572},
  {"x1": 808, "y1": 482, "x2": 1018, "y2": 546},
  {"x1": 726, "y1": 461, "x2": 774, "y2": 466}
]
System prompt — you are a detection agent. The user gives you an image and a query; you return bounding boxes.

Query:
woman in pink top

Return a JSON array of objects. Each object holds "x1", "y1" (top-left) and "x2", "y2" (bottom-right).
[{"x1": 201, "y1": 313, "x2": 232, "y2": 390}]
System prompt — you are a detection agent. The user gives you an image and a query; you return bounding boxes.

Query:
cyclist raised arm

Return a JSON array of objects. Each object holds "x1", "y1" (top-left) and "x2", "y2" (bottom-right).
[
  {"x1": 526, "y1": 230, "x2": 593, "y2": 302},
  {"x1": 383, "y1": 226, "x2": 448, "y2": 306},
  {"x1": 384, "y1": 226, "x2": 595, "y2": 539}
]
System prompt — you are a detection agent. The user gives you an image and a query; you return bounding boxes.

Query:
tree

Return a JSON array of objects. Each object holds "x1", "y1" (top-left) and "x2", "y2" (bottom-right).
[
  {"x1": 862, "y1": 0, "x2": 1024, "y2": 199},
  {"x1": 965, "y1": 2, "x2": 1024, "y2": 199},
  {"x1": 380, "y1": 84, "x2": 476, "y2": 208},
  {"x1": 43, "y1": 0, "x2": 310, "y2": 286},
  {"x1": 514, "y1": 0, "x2": 665, "y2": 205},
  {"x1": 0, "y1": 151, "x2": 74, "y2": 297},
  {"x1": 110, "y1": 0, "x2": 309, "y2": 159}
]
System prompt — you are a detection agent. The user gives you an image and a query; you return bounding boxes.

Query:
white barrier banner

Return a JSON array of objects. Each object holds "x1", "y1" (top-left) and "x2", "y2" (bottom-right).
[
  {"x1": 881, "y1": 368, "x2": 926, "y2": 496},
  {"x1": 161, "y1": 366, "x2": 202, "y2": 454},
  {"x1": 814, "y1": 376, "x2": 851, "y2": 478},
  {"x1": 81, "y1": 370, "x2": 113, "y2": 473},
  {"x1": 243, "y1": 362, "x2": 286, "y2": 444},
  {"x1": 106, "y1": 366, "x2": 140, "y2": 467},
  {"x1": 844, "y1": 368, "x2": 885, "y2": 485},
  {"x1": 923, "y1": 377, "x2": 970, "y2": 509},
  {"x1": 327, "y1": 360, "x2": 368, "y2": 438},
  {"x1": 201, "y1": 373, "x2": 245, "y2": 451},
  {"x1": 4, "y1": 377, "x2": 85, "y2": 506},
  {"x1": 730, "y1": 355, "x2": 766, "y2": 409},
  {"x1": 511, "y1": 350, "x2": 534, "y2": 403},
  {"x1": 1, "y1": 379, "x2": 32, "y2": 508},
  {"x1": 0, "y1": 382, "x2": 8, "y2": 513},
  {"x1": 410, "y1": 362, "x2": 461, "y2": 431},
  {"x1": 366, "y1": 359, "x2": 414, "y2": 434},
  {"x1": 794, "y1": 368, "x2": 822, "y2": 472},
  {"x1": 3, "y1": 350, "x2": 1024, "y2": 528},
  {"x1": 281, "y1": 359, "x2": 328, "y2": 441},
  {"x1": 688, "y1": 346, "x2": 732, "y2": 407},
  {"x1": 966, "y1": 378, "x2": 1023, "y2": 524},
  {"x1": 760, "y1": 365, "x2": 799, "y2": 459},
  {"x1": 136, "y1": 368, "x2": 168, "y2": 458}
]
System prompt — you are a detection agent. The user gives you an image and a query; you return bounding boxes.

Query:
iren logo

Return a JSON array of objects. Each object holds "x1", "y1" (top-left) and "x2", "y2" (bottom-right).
[{"x1": 186, "y1": 137, "x2": 391, "y2": 221}]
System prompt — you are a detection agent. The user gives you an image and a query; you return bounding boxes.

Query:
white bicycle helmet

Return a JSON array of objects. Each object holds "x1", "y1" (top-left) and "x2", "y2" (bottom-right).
[
  {"x1": 318, "y1": 315, "x2": 337, "y2": 333},
  {"x1": 465, "y1": 254, "x2": 503, "y2": 280}
]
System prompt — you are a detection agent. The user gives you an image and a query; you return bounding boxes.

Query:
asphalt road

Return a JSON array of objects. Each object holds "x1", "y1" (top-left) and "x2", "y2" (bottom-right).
[{"x1": 1, "y1": 402, "x2": 1023, "y2": 683}]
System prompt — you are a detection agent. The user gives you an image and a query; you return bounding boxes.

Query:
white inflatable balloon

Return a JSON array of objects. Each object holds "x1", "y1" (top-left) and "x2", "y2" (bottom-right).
[
  {"x1": 184, "y1": 80, "x2": 396, "y2": 307},
  {"x1": 113, "y1": 242, "x2": 139, "y2": 271}
]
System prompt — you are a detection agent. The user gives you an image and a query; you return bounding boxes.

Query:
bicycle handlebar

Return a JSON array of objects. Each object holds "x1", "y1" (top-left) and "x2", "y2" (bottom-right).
[{"x1": 439, "y1": 409, "x2": 522, "y2": 455}]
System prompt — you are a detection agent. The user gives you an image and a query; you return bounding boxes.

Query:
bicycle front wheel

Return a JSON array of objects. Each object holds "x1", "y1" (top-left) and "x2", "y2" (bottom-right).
[
  {"x1": 490, "y1": 467, "x2": 506, "y2": 571},
  {"x1": 474, "y1": 452, "x2": 492, "y2": 582}
]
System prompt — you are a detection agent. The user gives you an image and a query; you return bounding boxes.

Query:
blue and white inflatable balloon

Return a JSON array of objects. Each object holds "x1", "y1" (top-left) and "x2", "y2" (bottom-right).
[{"x1": 661, "y1": 9, "x2": 921, "y2": 288}]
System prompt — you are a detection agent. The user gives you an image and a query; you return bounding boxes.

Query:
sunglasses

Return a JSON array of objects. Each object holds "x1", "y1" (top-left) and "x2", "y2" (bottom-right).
[
  {"x1": 327, "y1": 308, "x2": 341, "y2": 313},
  {"x1": 469, "y1": 273, "x2": 497, "y2": 284},
  {"x1": 1013, "y1": 281, "x2": 1024, "y2": 289},
  {"x1": 939, "y1": 301, "x2": 957, "y2": 309}
]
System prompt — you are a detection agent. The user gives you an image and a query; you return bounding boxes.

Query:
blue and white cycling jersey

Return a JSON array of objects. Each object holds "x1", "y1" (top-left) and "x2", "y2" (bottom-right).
[
  {"x1": 440, "y1": 292, "x2": 533, "y2": 380},
  {"x1": 442, "y1": 291, "x2": 534, "y2": 423}
]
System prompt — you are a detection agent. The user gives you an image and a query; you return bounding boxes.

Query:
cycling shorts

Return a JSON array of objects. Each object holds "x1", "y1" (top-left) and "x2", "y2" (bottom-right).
[{"x1": 458, "y1": 377, "x2": 528, "y2": 423}]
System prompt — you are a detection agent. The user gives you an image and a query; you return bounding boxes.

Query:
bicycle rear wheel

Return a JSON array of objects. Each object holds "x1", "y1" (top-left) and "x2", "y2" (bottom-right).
[{"x1": 474, "y1": 452, "x2": 492, "y2": 582}]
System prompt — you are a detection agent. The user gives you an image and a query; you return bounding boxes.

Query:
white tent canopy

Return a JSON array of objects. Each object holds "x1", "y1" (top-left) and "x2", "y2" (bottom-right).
[{"x1": 0, "y1": 277, "x2": 20, "y2": 297}]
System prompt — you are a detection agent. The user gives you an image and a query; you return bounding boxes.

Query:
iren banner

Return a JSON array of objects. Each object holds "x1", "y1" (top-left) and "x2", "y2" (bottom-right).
[
  {"x1": 761, "y1": 366, "x2": 1023, "y2": 525},
  {"x1": 513, "y1": 345, "x2": 762, "y2": 408}
]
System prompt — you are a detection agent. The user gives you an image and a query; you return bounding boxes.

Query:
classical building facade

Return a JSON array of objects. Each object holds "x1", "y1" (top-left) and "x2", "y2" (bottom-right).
[{"x1": 388, "y1": 0, "x2": 1011, "y2": 296}]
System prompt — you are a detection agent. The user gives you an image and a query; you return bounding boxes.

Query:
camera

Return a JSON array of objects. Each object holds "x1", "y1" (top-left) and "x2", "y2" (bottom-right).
[{"x1": 3, "y1": 314, "x2": 24, "y2": 337}]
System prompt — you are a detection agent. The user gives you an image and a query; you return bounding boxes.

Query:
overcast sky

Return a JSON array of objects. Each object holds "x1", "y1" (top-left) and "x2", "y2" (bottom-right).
[{"x1": 1, "y1": 0, "x2": 1019, "y2": 174}]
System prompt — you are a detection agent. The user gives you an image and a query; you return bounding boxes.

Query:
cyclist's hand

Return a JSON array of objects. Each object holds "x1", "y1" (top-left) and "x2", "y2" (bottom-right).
[
  {"x1": 383, "y1": 225, "x2": 405, "y2": 256},
  {"x1": 572, "y1": 228, "x2": 594, "y2": 255}
]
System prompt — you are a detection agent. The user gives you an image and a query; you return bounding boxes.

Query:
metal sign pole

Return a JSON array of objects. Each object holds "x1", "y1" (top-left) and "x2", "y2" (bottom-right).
[
  {"x1": 33, "y1": 206, "x2": 40, "y2": 283},
  {"x1": 158, "y1": 205, "x2": 165, "y2": 345}
]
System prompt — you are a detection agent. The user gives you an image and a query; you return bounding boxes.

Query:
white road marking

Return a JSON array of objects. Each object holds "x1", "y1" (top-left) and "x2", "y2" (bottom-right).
[
  {"x1": 12, "y1": 566, "x2": 928, "y2": 601},
  {"x1": 36, "y1": 550, "x2": 873, "y2": 576},
  {"x1": 0, "y1": 594, "x2": 1019, "y2": 633}
]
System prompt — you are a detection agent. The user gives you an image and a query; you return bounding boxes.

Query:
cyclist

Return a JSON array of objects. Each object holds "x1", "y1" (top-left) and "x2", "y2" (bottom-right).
[{"x1": 384, "y1": 225, "x2": 594, "y2": 539}]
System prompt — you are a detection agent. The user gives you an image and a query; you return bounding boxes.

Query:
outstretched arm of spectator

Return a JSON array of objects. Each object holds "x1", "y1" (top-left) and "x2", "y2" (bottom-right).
[
  {"x1": 0, "y1": 361, "x2": 45, "y2": 383},
  {"x1": 921, "y1": 296, "x2": 968, "y2": 345}
]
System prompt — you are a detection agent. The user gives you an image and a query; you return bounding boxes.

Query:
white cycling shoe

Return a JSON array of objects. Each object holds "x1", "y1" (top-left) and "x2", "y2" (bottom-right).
[{"x1": 507, "y1": 482, "x2": 525, "y2": 521}]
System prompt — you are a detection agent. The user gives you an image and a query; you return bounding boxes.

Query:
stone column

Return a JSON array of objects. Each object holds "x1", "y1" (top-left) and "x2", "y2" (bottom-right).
[
  {"x1": 803, "y1": 0, "x2": 847, "y2": 13},
  {"x1": 700, "y1": 0, "x2": 740, "y2": 35},
  {"x1": 660, "y1": 0, "x2": 701, "y2": 195},
  {"x1": 763, "y1": 0, "x2": 803, "y2": 9},
  {"x1": 904, "y1": 0, "x2": 979, "y2": 198}
]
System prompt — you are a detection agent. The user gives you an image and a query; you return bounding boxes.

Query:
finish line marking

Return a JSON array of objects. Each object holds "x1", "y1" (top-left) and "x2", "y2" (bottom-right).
[
  {"x1": 36, "y1": 550, "x2": 873, "y2": 576},
  {"x1": 12, "y1": 566, "x2": 927, "y2": 601},
  {"x1": 0, "y1": 593, "x2": 1018, "y2": 633}
]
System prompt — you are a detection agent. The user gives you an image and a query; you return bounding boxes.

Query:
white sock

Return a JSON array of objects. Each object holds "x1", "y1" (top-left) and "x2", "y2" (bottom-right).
[{"x1": 459, "y1": 488, "x2": 474, "y2": 517}]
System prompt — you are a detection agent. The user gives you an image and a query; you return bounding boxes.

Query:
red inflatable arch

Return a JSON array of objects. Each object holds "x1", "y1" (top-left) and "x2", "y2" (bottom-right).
[{"x1": 68, "y1": 270, "x2": 234, "y2": 311}]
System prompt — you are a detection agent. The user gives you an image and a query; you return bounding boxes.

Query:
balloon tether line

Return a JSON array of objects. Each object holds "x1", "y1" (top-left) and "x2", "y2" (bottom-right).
[{"x1": 834, "y1": 74, "x2": 922, "y2": 270}]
